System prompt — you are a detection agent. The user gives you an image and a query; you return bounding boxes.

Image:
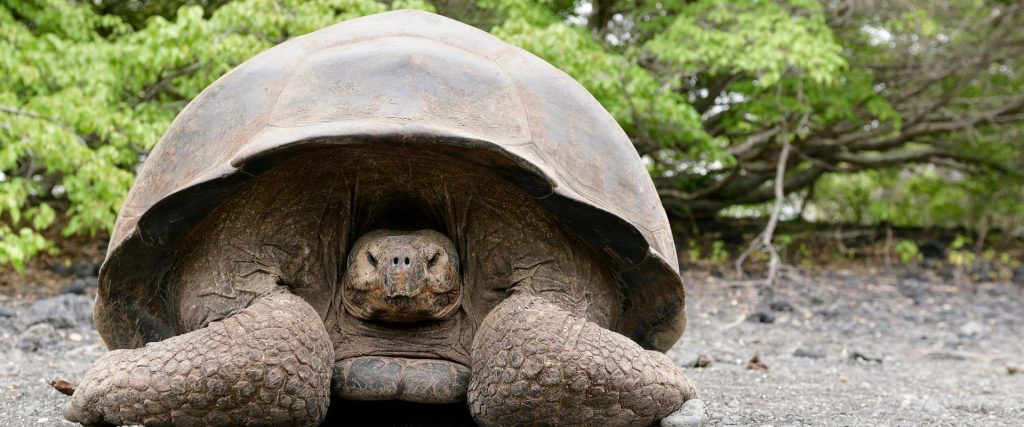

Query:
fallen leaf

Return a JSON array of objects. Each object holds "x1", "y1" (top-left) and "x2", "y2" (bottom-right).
[{"x1": 49, "y1": 379, "x2": 76, "y2": 396}]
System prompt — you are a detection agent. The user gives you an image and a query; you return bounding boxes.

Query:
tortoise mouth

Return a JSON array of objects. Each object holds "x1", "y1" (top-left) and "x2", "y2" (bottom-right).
[{"x1": 332, "y1": 356, "x2": 471, "y2": 404}]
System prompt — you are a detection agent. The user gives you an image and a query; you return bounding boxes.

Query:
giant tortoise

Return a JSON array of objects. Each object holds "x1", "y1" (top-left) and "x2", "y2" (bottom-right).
[{"x1": 64, "y1": 10, "x2": 706, "y2": 427}]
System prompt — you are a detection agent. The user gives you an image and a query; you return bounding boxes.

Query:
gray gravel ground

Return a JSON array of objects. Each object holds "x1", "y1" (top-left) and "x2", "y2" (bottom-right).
[
  {"x1": 0, "y1": 293, "x2": 104, "y2": 426},
  {"x1": 1, "y1": 267, "x2": 1022, "y2": 426},
  {"x1": 671, "y1": 267, "x2": 1024, "y2": 426}
]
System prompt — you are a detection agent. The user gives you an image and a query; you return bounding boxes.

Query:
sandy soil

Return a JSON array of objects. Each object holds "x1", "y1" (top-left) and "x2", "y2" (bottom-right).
[{"x1": 1, "y1": 266, "x2": 1021, "y2": 426}]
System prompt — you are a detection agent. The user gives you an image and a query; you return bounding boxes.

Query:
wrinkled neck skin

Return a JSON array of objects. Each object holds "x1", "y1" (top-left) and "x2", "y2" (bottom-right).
[{"x1": 169, "y1": 147, "x2": 621, "y2": 368}]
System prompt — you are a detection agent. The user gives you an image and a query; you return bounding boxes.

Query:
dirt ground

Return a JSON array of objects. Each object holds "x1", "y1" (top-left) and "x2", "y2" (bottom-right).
[{"x1": 1, "y1": 264, "x2": 1021, "y2": 426}]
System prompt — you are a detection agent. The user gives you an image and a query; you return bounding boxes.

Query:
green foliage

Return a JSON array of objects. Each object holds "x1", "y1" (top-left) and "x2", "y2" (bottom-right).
[
  {"x1": 686, "y1": 240, "x2": 701, "y2": 263},
  {"x1": 947, "y1": 235, "x2": 976, "y2": 266},
  {"x1": 485, "y1": 1, "x2": 714, "y2": 166},
  {"x1": 709, "y1": 240, "x2": 729, "y2": 264},
  {"x1": 684, "y1": 239, "x2": 728, "y2": 263},
  {"x1": 811, "y1": 167, "x2": 1024, "y2": 237},
  {"x1": 647, "y1": 0, "x2": 845, "y2": 87},
  {"x1": 2, "y1": 0, "x2": 1024, "y2": 268},
  {"x1": 0, "y1": 0, "x2": 432, "y2": 267},
  {"x1": 894, "y1": 240, "x2": 921, "y2": 265}
]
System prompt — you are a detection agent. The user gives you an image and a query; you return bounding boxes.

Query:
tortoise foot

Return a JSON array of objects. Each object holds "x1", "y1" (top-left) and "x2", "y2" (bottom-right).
[
  {"x1": 468, "y1": 293, "x2": 697, "y2": 426},
  {"x1": 63, "y1": 290, "x2": 333, "y2": 426}
]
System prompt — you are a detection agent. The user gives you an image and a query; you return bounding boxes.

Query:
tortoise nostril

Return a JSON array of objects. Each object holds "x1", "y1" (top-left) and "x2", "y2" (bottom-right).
[
  {"x1": 404, "y1": 257, "x2": 410, "y2": 265},
  {"x1": 392, "y1": 257, "x2": 398, "y2": 265}
]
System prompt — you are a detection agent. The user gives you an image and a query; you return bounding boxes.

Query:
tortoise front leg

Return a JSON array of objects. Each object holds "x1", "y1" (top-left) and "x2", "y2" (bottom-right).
[
  {"x1": 64, "y1": 290, "x2": 333, "y2": 426},
  {"x1": 468, "y1": 293, "x2": 706, "y2": 427}
]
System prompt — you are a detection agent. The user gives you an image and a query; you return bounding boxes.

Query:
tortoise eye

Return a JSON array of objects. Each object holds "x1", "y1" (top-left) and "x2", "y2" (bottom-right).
[
  {"x1": 366, "y1": 252, "x2": 378, "y2": 267},
  {"x1": 427, "y1": 252, "x2": 439, "y2": 267}
]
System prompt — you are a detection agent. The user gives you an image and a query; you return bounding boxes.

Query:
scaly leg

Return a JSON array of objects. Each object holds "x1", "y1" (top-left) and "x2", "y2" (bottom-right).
[
  {"x1": 64, "y1": 290, "x2": 333, "y2": 426},
  {"x1": 468, "y1": 293, "x2": 705, "y2": 427}
]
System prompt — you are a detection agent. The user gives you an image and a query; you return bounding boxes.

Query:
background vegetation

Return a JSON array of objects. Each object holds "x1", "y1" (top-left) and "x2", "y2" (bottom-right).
[{"x1": 2, "y1": 0, "x2": 1022, "y2": 272}]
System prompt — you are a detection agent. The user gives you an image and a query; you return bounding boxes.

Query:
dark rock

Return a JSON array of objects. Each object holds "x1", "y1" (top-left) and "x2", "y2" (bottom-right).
[
  {"x1": 850, "y1": 351, "x2": 883, "y2": 364},
  {"x1": 793, "y1": 347, "x2": 826, "y2": 359},
  {"x1": 1012, "y1": 266, "x2": 1024, "y2": 287},
  {"x1": 46, "y1": 259, "x2": 99, "y2": 278},
  {"x1": 986, "y1": 284, "x2": 1013, "y2": 298},
  {"x1": 898, "y1": 282, "x2": 928, "y2": 305},
  {"x1": 926, "y1": 350, "x2": 968, "y2": 361},
  {"x1": 918, "y1": 240, "x2": 946, "y2": 259},
  {"x1": 921, "y1": 257, "x2": 942, "y2": 270},
  {"x1": 70, "y1": 260, "x2": 98, "y2": 278},
  {"x1": 815, "y1": 309, "x2": 841, "y2": 320},
  {"x1": 15, "y1": 323, "x2": 59, "y2": 352},
  {"x1": 976, "y1": 265, "x2": 992, "y2": 283},
  {"x1": 17, "y1": 294, "x2": 93, "y2": 330},
  {"x1": 900, "y1": 271, "x2": 928, "y2": 282},
  {"x1": 61, "y1": 278, "x2": 98, "y2": 295},
  {"x1": 769, "y1": 300, "x2": 794, "y2": 312},
  {"x1": 748, "y1": 311, "x2": 776, "y2": 324},
  {"x1": 0, "y1": 306, "x2": 14, "y2": 318},
  {"x1": 47, "y1": 262, "x2": 72, "y2": 276}
]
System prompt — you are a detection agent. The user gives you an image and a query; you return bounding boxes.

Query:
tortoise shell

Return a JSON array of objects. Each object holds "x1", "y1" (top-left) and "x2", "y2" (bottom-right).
[{"x1": 97, "y1": 10, "x2": 685, "y2": 352}]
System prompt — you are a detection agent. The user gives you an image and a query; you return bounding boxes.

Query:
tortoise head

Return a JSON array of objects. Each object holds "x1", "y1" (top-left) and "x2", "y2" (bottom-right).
[{"x1": 342, "y1": 229, "x2": 461, "y2": 323}]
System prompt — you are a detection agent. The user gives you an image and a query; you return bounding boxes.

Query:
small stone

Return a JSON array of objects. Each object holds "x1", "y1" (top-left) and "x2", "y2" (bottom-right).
[
  {"x1": 958, "y1": 321, "x2": 984, "y2": 337},
  {"x1": 919, "y1": 240, "x2": 946, "y2": 259},
  {"x1": 1008, "y1": 365, "x2": 1021, "y2": 375},
  {"x1": 925, "y1": 350, "x2": 967, "y2": 361},
  {"x1": 16, "y1": 323, "x2": 59, "y2": 352},
  {"x1": 769, "y1": 300, "x2": 793, "y2": 312},
  {"x1": 68, "y1": 332, "x2": 83, "y2": 342},
  {"x1": 693, "y1": 354, "x2": 713, "y2": 368},
  {"x1": 1012, "y1": 266, "x2": 1024, "y2": 287},
  {"x1": 850, "y1": 351, "x2": 882, "y2": 364},
  {"x1": 746, "y1": 352, "x2": 768, "y2": 370},
  {"x1": 748, "y1": 311, "x2": 776, "y2": 324},
  {"x1": 661, "y1": 399, "x2": 708, "y2": 427},
  {"x1": 838, "y1": 376, "x2": 848, "y2": 383},
  {"x1": 793, "y1": 347, "x2": 826, "y2": 359}
]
